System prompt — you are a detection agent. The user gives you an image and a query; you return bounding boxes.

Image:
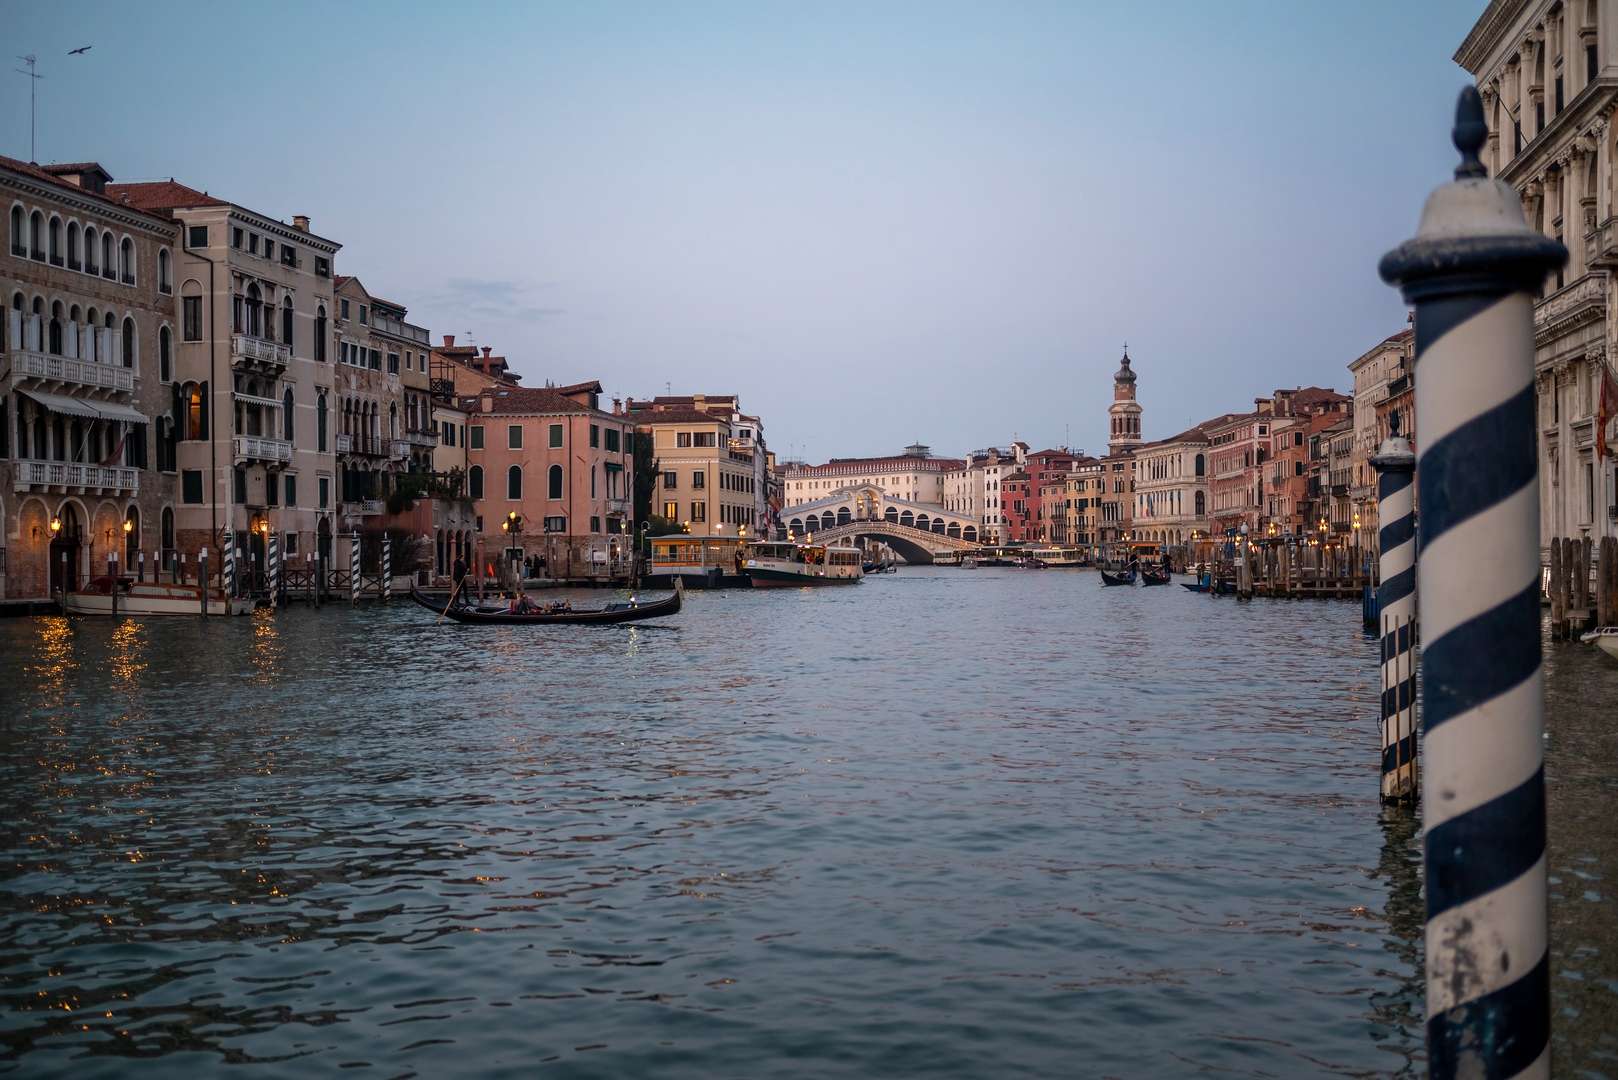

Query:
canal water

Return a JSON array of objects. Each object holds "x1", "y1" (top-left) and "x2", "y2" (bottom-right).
[{"x1": 0, "y1": 568, "x2": 1609, "y2": 1078}]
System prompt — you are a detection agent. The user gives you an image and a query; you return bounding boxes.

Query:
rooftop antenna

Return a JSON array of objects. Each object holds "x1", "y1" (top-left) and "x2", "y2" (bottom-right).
[
  {"x1": 665, "y1": 381, "x2": 671, "y2": 396},
  {"x1": 14, "y1": 55, "x2": 41, "y2": 162}
]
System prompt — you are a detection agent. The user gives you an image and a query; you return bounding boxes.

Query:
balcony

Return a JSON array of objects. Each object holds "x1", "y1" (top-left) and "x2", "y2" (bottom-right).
[
  {"x1": 232, "y1": 334, "x2": 291, "y2": 370},
  {"x1": 233, "y1": 435, "x2": 293, "y2": 463},
  {"x1": 9, "y1": 350, "x2": 136, "y2": 396},
  {"x1": 403, "y1": 428, "x2": 439, "y2": 448},
  {"x1": 605, "y1": 498, "x2": 629, "y2": 514},
  {"x1": 342, "y1": 500, "x2": 385, "y2": 516},
  {"x1": 1587, "y1": 217, "x2": 1618, "y2": 268},
  {"x1": 370, "y1": 313, "x2": 430, "y2": 345},
  {"x1": 13, "y1": 459, "x2": 139, "y2": 495},
  {"x1": 390, "y1": 439, "x2": 411, "y2": 460},
  {"x1": 337, "y1": 433, "x2": 385, "y2": 457}
]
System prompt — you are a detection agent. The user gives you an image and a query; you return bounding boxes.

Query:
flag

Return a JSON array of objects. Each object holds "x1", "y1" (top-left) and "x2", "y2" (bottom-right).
[
  {"x1": 1601, "y1": 360, "x2": 1618, "y2": 462},
  {"x1": 99, "y1": 431, "x2": 127, "y2": 468}
]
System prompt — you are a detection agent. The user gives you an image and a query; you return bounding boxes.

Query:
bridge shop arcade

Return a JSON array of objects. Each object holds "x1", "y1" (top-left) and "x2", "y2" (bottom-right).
[{"x1": 784, "y1": 485, "x2": 982, "y2": 563}]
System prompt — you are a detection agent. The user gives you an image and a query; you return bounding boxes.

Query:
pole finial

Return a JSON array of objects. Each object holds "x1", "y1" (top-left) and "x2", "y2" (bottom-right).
[{"x1": 1453, "y1": 85, "x2": 1488, "y2": 179}]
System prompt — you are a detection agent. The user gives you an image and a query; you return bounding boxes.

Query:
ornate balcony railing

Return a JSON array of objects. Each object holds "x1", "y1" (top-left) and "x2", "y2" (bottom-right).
[
  {"x1": 232, "y1": 335, "x2": 292, "y2": 367},
  {"x1": 9, "y1": 349, "x2": 137, "y2": 393},
  {"x1": 12, "y1": 459, "x2": 139, "y2": 494},
  {"x1": 233, "y1": 435, "x2": 293, "y2": 463},
  {"x1": 403, "y1": 429, "x2": 439, "y2": 447},
  {"x1": 605, "y1": 498, "x2": 629, "y2": 514},
  {"x1": 342, "y1": 500, "x2": 385, "y2": 516},
  {"x1": 390, "y1": 439, "x2": 411, "y2": 460}
]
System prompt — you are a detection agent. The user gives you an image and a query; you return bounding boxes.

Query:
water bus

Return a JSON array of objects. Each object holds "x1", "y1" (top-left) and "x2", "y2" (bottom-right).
[
  {"x1": 741, "y1": 541, "x2": 865, "y2": 587},
  {"x1": 645, "y1": 534, "x2": 748, "y2": 589}
]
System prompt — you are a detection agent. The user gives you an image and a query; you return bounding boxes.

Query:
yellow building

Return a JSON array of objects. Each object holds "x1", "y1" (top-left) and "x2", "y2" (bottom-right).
[{"x1": 627, "y1": 394, "x2": 762, "y2": 533}]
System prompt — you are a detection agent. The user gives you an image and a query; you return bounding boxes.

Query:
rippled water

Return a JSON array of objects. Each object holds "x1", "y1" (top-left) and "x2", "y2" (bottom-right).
[{"x1": 0, "y1": 566, "x2": 1483, "y2": 1078}]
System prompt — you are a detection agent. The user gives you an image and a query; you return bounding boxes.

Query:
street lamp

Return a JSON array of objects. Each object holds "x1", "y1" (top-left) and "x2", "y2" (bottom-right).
[{"x1": 49, "y1": 517, "x2": 61, "y2": 535}]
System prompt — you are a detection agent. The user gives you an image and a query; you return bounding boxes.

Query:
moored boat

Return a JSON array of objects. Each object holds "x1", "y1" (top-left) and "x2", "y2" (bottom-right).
[
  {"x1": 1099, "y1": 569, "x2": 1136, "y2": 586},
  {"x1": 742, "y1": 541, "x2": 864, "y2": 587},
  {"x1": 1580, "y1": 626, "x2": 1618, "y2": 659},
  {"x1": 61, "y1": 578, "x2": 254, "y2": 617}
]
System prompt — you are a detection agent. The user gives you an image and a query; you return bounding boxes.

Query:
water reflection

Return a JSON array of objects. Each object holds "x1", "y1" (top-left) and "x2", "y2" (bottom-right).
[{"x1": 1, "y1": 573, "x2": 1448, "y2": 1077}]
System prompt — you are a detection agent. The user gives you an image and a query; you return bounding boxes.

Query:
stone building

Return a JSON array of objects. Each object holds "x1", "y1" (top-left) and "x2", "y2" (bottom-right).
[
  {"x1": 778, "y1": 443, "x2": 958, "y2": 513},
  {"x1": 1346, "y1": 329, "x2": 1414, "y2": 556},
  {"x1": 1056, "y1": 458, "x2": 1107, "y2": 548},
  {"x1": 1108, "y1": 350, "x2": 1144, "y2": 455},
  {"x1": 1130, "y1": 425, "x2": 1211, "y2": 550},
  {"x1": 627, "y1": 395, "x2": 766, "y2": 533},
  {"x1": 107, "y1": 179, "x2": 341, "y2": 578},
  {"x1": 3, "y1": 158, "x2": 178, "y2": 599},
  {"x1": 943, "y1": 444, "x2": 1025, "y2": 543},
  {"x1": 1457, "y1": 0, "x2": 1618, "y2": 550}
]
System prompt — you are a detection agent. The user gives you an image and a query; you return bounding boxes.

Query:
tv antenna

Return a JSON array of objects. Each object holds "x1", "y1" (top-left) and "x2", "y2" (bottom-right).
[{"x1": 14, "y1": 55, "x2": 41, "y2": 163}]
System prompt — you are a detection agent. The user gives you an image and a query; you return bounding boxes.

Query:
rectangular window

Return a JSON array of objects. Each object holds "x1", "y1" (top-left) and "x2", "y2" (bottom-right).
[
  {"x1": 664, "y1": 471, "x2": 677, "y2": 489},
  {"x1": 387, "y1": 353, "x2": 399, "y2": 374},
  {"x1": 589, "y1": 423, "x2": 600, "y2": 449},
  {"x1": 470, "y1": 425, "x2": 484, "y2": 450},
  {"x1": 369, "y1": 349, "x2": 380, "y2": 370},
  {"x1": 590, "y1": 515, "x2": 601, "y2": 533},
  {"x1": 281, "y1": 244, "x2": 296, "y2": 267},
  {"x1": 693, "y1": 432, "x2": 716, "y2": 447},
  {"x1": 1556, "y1": 75, "x2": 1564, "y2": 115},
  {"x1": 248, "y1": 234, "x2": 259, "y2": 255},
  {"x1": 691, "y1": 502, "x2": 706, "y2": 522},
  {"x1": 591, "y1": 466, "x2": 597, "y2": 498},
  {"x1": 676, "y1": 431, "x2": 692, "y2": 448},
  {"x1": 605, "y1": 428, "x2": 620, "y2": 453},
  {"x1": 263, "y1": 239, "x2": 274, "y2": 261},
  {"x1": 508, "y1": 425, "x2": 522, "y2": 449},
  {"x1": 1589, "y1": 43, "x2": 1599, "y2": 83},
  {"x1": 663, "y1": 501, "x2": 678, "y2": 520},
  {"x1": 182, "y1": 470, "x2": 204, "y2": 503},
  {"x1": 359, "y1": 305, "x2": 368, "y2": 324},
  {"x1": 318, "y1": 476, "x2": 329, "y2": 508},
  {"x1": 284, "y1": 532, "x2": 298, "y2": 556},
  {"x1": 266, "y1": 471, "x2": 278, "y2": 505},
  {"x1": 231, "y1": 227, "x2": 243, "y2": 248},
  {"x1": 549, "y1": 423, "x2": 563, "y2": 448},
  {"x1": 285, "y1": 475, "x2": 296, "y2": 506},
  {"x1": 691, "y1": 470, "x2": 705, "y2": 489},
  {"x1": 624, "y1": 431, "x2": 634, "y2": 455},
  {"x1": 183, "y1": 296, "x2": 203, "y2": 341},
  {"x1": 188, "y1": 225, "x2": 208, "y2": 248},
  {"x1": 234, "y1": 467, "x2": 247, "y2": 503},
  {"x1": 314, "y1": 256, "x2": 329, "y2": 278},
  {"x1": 341, "y1": 299, "x2": 350, "y2": 320}
]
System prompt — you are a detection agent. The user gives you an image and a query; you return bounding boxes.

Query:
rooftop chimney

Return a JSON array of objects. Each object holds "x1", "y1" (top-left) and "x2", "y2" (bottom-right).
[
  {"x1": 443, "y1": 335, "x2": 455, "y2": 347},
  {"x1": 483, "y1": 347, "x2": 492, "y2": 358},
  {"x1": 292, "y1": 216, "x2": 310, "y2": 232},
  {"x1": 692, "y1": 393, "x2": 707, "y2": 411},
  {"x1": 612, "y1": 397, "x2": 622, "y2": 415},
  {"x1": 480, "y1": 390, "x2": 494, "y2": 414}
]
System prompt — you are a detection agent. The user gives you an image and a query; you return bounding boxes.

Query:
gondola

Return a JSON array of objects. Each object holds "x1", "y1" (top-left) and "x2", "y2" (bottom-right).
[
  {"x1": 1140, "y1": 568, "x2": 1172, "y2": 587},
  {"x1": 409, "y1": 581, "x2": 682, "y2": 625},
  {"x1": 1099, "y1": 569, "x2": 1136, "y2": 586}
]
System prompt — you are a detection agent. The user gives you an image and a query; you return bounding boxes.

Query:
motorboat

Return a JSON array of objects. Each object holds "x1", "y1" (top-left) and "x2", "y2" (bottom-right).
[
  {"x1": 742, "y1": 541, "x2": 864, "y2": 587},
  {"x1": 1580, "y1": 626, "x2": 1618, "y2": 660},
  {"x1": 410, "y1": 582, "x2": 682, "y2": 625},
  {"x1": 60, "y1": 577, "x2": 254, "y2": 617}
]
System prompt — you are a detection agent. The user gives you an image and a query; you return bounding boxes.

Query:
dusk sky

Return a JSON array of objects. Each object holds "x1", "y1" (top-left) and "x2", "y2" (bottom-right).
[{"x1": 7, "y1": 1, "x2": 1484, "y2": 462}]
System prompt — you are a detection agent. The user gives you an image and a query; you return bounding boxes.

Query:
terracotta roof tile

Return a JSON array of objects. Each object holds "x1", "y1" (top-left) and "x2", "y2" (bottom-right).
[
  {"x1": 102, "y1": 179, "x2": 228, "y2": 212},
  {"x1": 477, "y1": 387, "x2": 600, "y2": 416},
  {"x1": 0, "y1": 154, "x2": 175, "y2": 225}
]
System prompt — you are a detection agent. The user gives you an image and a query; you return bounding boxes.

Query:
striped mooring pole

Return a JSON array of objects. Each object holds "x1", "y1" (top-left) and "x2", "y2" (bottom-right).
[
  {"x1": 381, "y1": 538, "x2": 392, "y2": 603},
  {"x1": 1370, "y1": 415, "x2": 1417, "y2": 802},
  {"x1": 267, "y1": 531, "x2": 279, "y2": 611},
  {"x1": 1380, "y1": 87, "x2": 1565, "y2": 1080},
  {"x1": 222, "y1": 534, "x2": 236, "y2": 597},
  {"x1": 350, "y1": 534, "x2": 362, "y2": 605}
]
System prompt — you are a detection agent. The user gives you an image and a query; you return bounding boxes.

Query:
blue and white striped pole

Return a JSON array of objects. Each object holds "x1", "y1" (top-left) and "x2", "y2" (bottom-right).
[
  {"x1": 381, "y1": 538, "x2": 392, "y2": 603},
  {"x1": 1380, "y1": 87, "x2": 1564, "y2": 1080},
  {"x1": 267, "y1": 531, "x2": 279, "y2": 611},
  {"x1": 1370, "y1": 416, "x2": 1417, "y2": 802},
  {"x1": 222, "y1": 534, "x2": 236, "y2": 597},
  {"x1": 350, "y1": 534, "x2": 362, "y2": 605}
]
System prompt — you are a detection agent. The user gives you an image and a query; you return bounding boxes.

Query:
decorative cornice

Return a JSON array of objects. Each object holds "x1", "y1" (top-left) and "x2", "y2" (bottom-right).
[{"x1": 0, "y1": 168, "x2": 175, "y2": 239}]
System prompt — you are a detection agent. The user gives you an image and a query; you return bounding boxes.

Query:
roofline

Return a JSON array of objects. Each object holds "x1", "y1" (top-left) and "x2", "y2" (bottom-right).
[{"x1": 1, "y1": 161, "x2": 176, "y2": 236}]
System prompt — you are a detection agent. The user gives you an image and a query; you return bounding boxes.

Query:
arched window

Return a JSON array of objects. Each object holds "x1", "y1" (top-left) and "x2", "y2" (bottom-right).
[
  {"x1": 48, "y1": 216, "x2": 62, "y2": 265},
  {"x1": 790, "y1": 518, "x2": 803, "y2": 534},
  {"x1": 915, "y1": 514, "x2": 930, "y2": 531},
  {"x1": 507, "y1": 465, "x2": 523, "y2": 500},
  {"x1": 316, "y1": 392, "x2": 327, "y2": 451},
  {"x1": 101, "y1": 232, "x2": 115, "y2": 279},
  {"x1": 837, "y1": 507, "x2": 851, "y2": 526},
  {"x1": 547, "y1": 464, "x2": 563, "y2": 500},
  {"x1": 122, "y1": 317, "x2": 135, "y2": 368},
  {"x1": 120, "y1": 236, "x2": 135, "y2": 284},
  {"x1": 900, "y1": 511, "x2": 914, "y2": 528},
  {"x1": 468, "y1": 464, "x2": 484, "y2": 500},
  {"x1": 884, "y1": 506, "x2": 898, "y2": 522},
  {"x1": 159, "y1": 326, "x2": 171, "y2": 382},
  {"x1": 281, "y1": 299, "x2": 293, "y2": 349},
  {"x1": 187, "y1": 382, "x2": 208, "y2": 440},
  {"x1": 389, "y1": 402, "x2": 398, "y2": 439},
  {"x1": 83, "y1": 227, "x2": 98, "y2": 274},
  {"x1": 804, "y1": 514, "x2": 819, "y2": 532},
  {"x1": 29, "y1": 211, "x2": 43, "y2": 259},
  {"x1": 283, "y1": 388, "x2": 295, "y2": 441},
  {"x1": 8, "y1": 206, "x2": 21, "y2": 256},
  {"x1": 48, "y1": 301, "x2": 62, "y2": 355},
  {"x1": 245, "y1": 284, "x2": 262, "y2": 337},
  {"x1": 124, "y1": 506, "x2": 139, "y2": 564},
  {"x1": 315, "y1": 306, "x2": 326, "y2": 362},
  {"x1": 66, "y1": 223, "x2": 79, "y2": 270},
  {"x1": 158, "y1": 249, "x2": 171, "y2": 294},
  {"x1": 1194, "y1": 490, "x2": 1206, "y2": 516},
  {"x1": 161, "y1": 506, "x2": 175, "y2": 559}
]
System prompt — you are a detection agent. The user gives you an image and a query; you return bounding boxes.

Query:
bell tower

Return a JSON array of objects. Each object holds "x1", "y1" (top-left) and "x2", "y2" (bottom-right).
[{"x1": 1108, "y1": 348, "x2": 1143, "y2": 454}]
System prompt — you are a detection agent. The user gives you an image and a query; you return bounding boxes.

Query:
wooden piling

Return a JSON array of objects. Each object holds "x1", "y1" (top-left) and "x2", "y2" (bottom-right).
[
  {"x1": 1597, "y1": 536, "x2": 1611, "y2": 629},
  {"x1": 1550, "y1": 538, "x2": 1564, "y2": 637}
]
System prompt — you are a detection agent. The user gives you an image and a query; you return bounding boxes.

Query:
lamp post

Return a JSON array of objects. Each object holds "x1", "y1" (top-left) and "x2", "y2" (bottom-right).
[{"x1": 1379, "y1": 87, "x2": 1564, "y2": 1080}]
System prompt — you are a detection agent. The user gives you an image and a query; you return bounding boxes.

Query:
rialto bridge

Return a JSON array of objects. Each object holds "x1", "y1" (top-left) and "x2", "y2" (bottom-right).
[{"x1": 783, "y1": 487, "x2": 983, "y2": 563}]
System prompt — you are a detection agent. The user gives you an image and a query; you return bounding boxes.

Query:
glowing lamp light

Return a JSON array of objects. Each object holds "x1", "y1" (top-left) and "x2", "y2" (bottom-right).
[
  {"x1": 123, "y1": 519, "x2": 134, "y2": 534},
  {"x1": 49, "y1": 517, "x2": 61, "y2": 534}
]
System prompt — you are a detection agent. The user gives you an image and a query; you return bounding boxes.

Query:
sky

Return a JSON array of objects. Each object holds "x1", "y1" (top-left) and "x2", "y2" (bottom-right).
[{"x1": 4, "y1": 1, "x2": 1487, "y2": 463}]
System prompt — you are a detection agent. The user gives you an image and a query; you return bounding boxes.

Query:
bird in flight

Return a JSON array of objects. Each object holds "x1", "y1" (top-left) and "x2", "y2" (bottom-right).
[{"x1": 69, "y1": 46, "x2": 91, "y2": 55}]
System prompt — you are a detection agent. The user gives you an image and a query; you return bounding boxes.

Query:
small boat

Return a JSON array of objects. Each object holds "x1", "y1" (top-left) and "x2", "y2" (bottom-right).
[
  {"x1": 1141, "y1": 568, "x2": 1172, "y2": 587},
  {"x1": 1181, "y1": 580, "x2": 1210, "y2": 592},
  {"x1": 742, "y1": 541, "x2": 864, "y2": 587},
  {"x1": 1099, "y1": 569, "x2": 1136, "y2": 587},
  {"x1": 61, "y1": 577, "x2": 255, "y2": 617},
  {"x1": 410, "y1": 582, "x2": 682, "y2": 625},
  {"x1": 1580, "y1": 626, "x2": 1618, "y2": 659},
  {"x1": 961, "y1": 557, "x2": 978, "y2": 569}
]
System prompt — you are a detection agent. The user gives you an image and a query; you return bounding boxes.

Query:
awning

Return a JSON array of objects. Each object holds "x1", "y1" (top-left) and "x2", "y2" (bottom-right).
[{"x1": 17, "y1": 389, "x2": 149, "y2": 424}]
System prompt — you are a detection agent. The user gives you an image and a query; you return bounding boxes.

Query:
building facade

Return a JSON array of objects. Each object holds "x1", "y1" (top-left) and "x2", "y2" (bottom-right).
[
  {"x1": 1458, "y1": 0, "x2": 1618, "y2": 550},
  {"x1": 108, "y1": 180, "x2": 341, "y2": 578},
  {"x1": 779, "y1": 444, "x2": 960, "y2": 513},
  {"x1": 1130, "y1": 426, "x2": 1210, "y2": 548},
  {"x1": 627, "y1": 394, "x2": 768, "y2": 533},
  {"x1": 3, "y1": 158, "x2": 178, "y2": 599}
]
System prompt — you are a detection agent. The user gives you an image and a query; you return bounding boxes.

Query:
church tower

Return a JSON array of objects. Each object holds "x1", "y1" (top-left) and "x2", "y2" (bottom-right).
[{"x1": 1108, "y1": 349, "x2": 1143, "y2": 454}]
